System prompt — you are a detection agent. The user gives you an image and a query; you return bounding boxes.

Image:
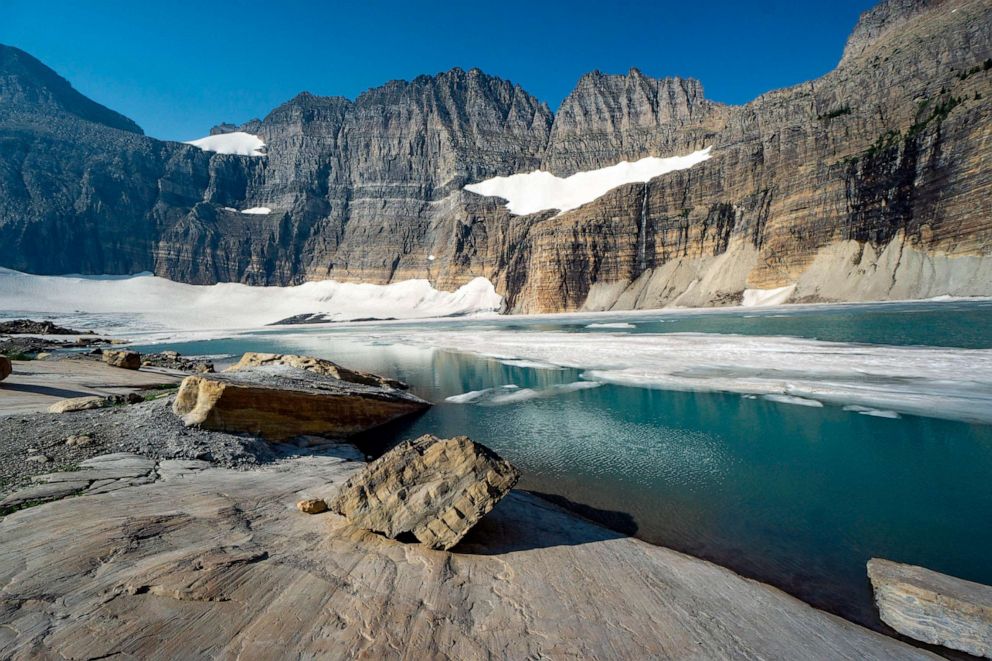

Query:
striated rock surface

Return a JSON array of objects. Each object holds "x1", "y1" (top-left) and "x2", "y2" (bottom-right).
[
  {"x1": 172, "y1": 365, "x2": 429, "y2": 440},
  {"x1": 329, "y1": 434, "x2": 519, "y2": 550},
  {"x1": 1, "y1": 0, "x2": 991, "y2": 310},
  {"x1": 0, "y1": 452, "x2": 936, "y2": 659},
  {"x1": 102, "y1": 349, "x2": 140, "y2": 370},
  {"x1": 226, "y1": 352, "x2": 406, "y2": 389},
  {"x1": 868, "y1": 557, "x2": 992, "y2": 658}
]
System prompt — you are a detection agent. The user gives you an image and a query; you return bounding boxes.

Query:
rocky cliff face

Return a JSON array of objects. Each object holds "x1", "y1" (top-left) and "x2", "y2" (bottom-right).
[{"x1": 1, "y1": 0, "x2": 991, "y2": 312}]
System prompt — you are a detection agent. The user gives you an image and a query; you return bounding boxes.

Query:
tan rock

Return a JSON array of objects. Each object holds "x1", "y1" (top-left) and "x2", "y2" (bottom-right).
[
  {"x1": 65, "y1": 434, "x2": 94, "y2": 447},
  {"x1": 329, "y1": 434, "x2": 519, "y2": 550},
  {"x1": 226, "y1": 352, "x2": 407, "y2": 389},
  {"x1": 48, "y1": 396, "x2": 107, "y2": 413},
  {"x1": 103, "y1": 350, "x2": 141, "y2": 370},
  {"x1": 34, "y1": 352, "x2": 51, "y2": 360},
  {"x1": 171, "y1": 367, "x2": 429, "y2": 441},
  {"x1": 0, "y1": 355, "x2": 10, "y2": 381},
  {"x1": 296, "y1": 498, "x2": 327, "y2": 514},
  {"x1": 868, "y1": 558, "x2": 992, "y2": 658}
]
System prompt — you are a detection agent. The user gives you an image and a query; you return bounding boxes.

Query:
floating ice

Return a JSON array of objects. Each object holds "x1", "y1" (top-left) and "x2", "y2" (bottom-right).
[
  {"x1": 586, "y1": 322, "x2": 636, "y2": 329},
  {"x1": 185, "y1": 132, "x2": 266, "y2": 156},
  {"x1": 763, "y1": 394, "x2": 824, "y2": 408},
  {"x1": 360, "y1": 329, "x2": 992, "y2": 425},
  {"x1": 465, "y1": 148, "x2": 712, "y2": 215},
  {"x1": 445, "y1": 381, "x2": 601, "y2": 405}
]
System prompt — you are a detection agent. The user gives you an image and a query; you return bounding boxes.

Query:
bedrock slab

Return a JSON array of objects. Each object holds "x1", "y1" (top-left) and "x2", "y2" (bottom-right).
[
  {"x1": 330, "y1": 434, "x2": 519, "y2": 550},
  {"x1": 868, "y1": 557, "x2": 992, "y2": 658},
  {"x1": 226, "y1": 352, "x2": 408, "y2": 390},
  {"x1": 0, "y1": 455, "x2": 934, "y2": 659},
  {"x1": 172, "y1": 365, "x2": 429, "y2": 440}
]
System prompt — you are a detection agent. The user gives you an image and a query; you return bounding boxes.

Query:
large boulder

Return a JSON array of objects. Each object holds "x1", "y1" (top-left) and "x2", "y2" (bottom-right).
[
  {"x1": 226, "y1": 352, "x2": 407, "y2": 389},
  {"x1": 868, "y1": 558, "x2": 992, "y2": 658},
  {"x1": 0, "y1": 355, "x2": 10, "y2": 381},
  {"x1": 103, "y1": 350, "x2": 141, "y2": 370},
  {"x1": 329, "y1": 434, "x2": 520, "y2": 550},
  {"x1": 172, "y1": 364, "x2": 428, "y2": 441}
]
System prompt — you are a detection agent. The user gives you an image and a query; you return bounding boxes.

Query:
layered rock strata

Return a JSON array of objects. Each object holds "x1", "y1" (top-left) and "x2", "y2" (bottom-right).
[
  {"x1": 1, "y1": 0, "x2": 990, "y2": 311},
  {"x1": 329, "y1": 434, "x2": 520, "y2": 550}
]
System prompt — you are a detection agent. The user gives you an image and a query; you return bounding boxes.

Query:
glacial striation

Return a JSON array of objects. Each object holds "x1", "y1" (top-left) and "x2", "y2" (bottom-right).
[{"x1": 0, "y1": 0, "x2": 991, "y2": 311}]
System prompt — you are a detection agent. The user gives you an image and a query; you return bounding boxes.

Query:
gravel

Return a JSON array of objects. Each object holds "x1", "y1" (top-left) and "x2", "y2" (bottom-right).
[{"x1": 0, "y1": 397, "x2": 282, "y2": 498}]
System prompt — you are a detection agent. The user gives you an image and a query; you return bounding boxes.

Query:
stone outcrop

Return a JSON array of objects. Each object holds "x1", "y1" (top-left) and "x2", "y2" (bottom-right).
[
  {"x1": 0, "y1": 319, "x2": 90, "y2": 335},
  {"x1": 172, "y1": 364, "x2": 429, "y2": 440},
  {"x1": 0, "y1": 452, "x2": 934, "y2": 659},
  {"x1": 226, "y1": 352, "x2": 406, "y2": 389},
  {"x1": 296, "y1": 498, "x2": 327, "y2": 514},
  {"x1": 1, "y1": 0, "x2": 991, "y2": 310},
  {"x1": 868, "y1": 557, "x2": 992, "y2": 658},
  {"x1": 102, "y1": 350, "x2": 141, "y2": 370},
  {"x1": 47, "y1": 395, "x2": 107, "y2": 413},
  {"x1": 0, "y1": 355, "x2": 10, "y2": 381},
  {"x1": 329, "y1": 434, "x2": 519, "y2": 550},
  {"x1": 141, "y1": 350, "x2": 214, "y2": 373}
]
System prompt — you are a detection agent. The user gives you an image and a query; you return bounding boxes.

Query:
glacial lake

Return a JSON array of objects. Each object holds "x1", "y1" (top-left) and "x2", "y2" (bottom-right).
[{"x1": 67, "y1": 299, "x2": 992, "y2": 629}]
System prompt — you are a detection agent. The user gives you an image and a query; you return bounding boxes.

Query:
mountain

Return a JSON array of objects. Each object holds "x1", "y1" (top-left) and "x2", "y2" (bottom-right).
[{"x1": 1, "y1": 0, "x2": 991, "y2": 312}]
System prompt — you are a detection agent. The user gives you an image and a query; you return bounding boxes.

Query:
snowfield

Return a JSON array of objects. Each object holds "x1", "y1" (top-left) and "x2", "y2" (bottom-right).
[
  {"x1": 185, "y1": 132, "x2": 267, "y2": 156},
  {"x1": 0, "y1": 268, "x2": 502, "y2": 331},
  {"x1": 464, "y1": 147, "x2": 712, "y2": 215},
  {"x1": 240, "y1": 207, "x2": 272, "y2": 215}
]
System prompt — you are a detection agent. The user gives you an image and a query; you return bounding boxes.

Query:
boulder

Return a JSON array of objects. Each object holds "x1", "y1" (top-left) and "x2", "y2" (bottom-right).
[
  {"x1": 48, "y1": 396, "x2": 107, "y2": 413},
  {"x1": 0, "y1": 355, "x2": 10, "y2": 381},
  {"x1": 226, "y1": 352, "x2": 407, "y2": 389},
  {"x1": 103, "y1": 350, "x2": 141, "y2": 370},
  {"x1": 65, "y1": 434, "x2": 94, "y2": 447},
  {"x1": 171, "y1": 365, "x2": 429, "y2": 441},
  {"x1": 868, "y1": 558, "x2": 992, "y2": 658},
  {"x1": 297, "y1": 498, "x2": 328, "y2": 514},
  {"x1": 329, "y1": 434, "x2": 520, "y2": 550}
]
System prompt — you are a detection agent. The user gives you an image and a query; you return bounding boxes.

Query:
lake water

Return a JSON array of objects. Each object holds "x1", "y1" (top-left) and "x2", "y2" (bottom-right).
[{"x1": 56, "y1": 299, "x2": 992, "y2": 629}]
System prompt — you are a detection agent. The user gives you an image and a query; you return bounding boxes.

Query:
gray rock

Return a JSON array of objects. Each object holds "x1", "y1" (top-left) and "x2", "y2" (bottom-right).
[
  {"x1": 329, "y1": 434, "x2": 520, "y2": 550},
  {"x1": 868, "y1": 557, "x2": 992, "y2": 658}
]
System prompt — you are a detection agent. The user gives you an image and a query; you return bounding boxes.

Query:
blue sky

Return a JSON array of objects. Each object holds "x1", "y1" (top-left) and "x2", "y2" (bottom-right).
[{"x1": 2, "y1": 0, "x2": 876, "y2": 141}]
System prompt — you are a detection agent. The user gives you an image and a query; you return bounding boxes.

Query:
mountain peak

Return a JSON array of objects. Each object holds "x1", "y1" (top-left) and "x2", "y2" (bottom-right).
[{"x1": 0, "y1": 44, "x2": 143, "y2": 134}]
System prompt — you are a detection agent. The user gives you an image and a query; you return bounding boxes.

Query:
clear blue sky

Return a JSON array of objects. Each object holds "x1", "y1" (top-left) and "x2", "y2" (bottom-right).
[{"x1": 1, "y1": 0, "x2": 877, "y2": 141}]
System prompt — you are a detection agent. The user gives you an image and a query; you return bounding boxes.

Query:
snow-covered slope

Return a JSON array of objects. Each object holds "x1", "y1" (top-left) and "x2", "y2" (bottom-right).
[
  {"x1": 464, "y1": 148, "x2": 712, "y2": 215},
  {"x1": 185, "y1": 132, "x2": 266, "y2": 156},
  {"x1": 0, "y1": 268, "x2": 502, "y2": 330}
]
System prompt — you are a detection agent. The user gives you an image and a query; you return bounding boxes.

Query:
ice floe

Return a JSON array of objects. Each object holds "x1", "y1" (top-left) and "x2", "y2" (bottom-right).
[
  {"x1": 465, "y1": 148, "x2": 712, "y2": 215},
  {"x1": 359, "y1": 329, "x2": 992, "y2": 424},
  {"x1": 446, "y1": 381, "x2": 601, "y2": 406},
  {"x1": 585, "y1": 322, "x2": 636, "y2": 329}
]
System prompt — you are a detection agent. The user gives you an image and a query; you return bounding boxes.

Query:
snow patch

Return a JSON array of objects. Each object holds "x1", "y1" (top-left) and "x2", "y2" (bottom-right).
[
  {"x1": 465, "y1": 148, "x2": 712, "y2": 216},
  {"x1": 0, "y1": 268, "x2": 503, "y2": 331},
  {"x1": 240, "y1": 207, "x2": 272, "y2": 215},
  {"x1": 742, "y1": 284, "x2": 796, "y2": 307},
  {"x1": 186, "y1": 132, "x2": 266, "y2": 156}
]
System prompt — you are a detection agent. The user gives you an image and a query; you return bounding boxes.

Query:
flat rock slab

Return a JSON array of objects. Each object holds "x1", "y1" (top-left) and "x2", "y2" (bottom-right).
[
  {"x1": 0, "y1": 359, "x2": 179, "y2": 416},
  {"x1": 0, "y1": 455, "x2": 935, "y2": 659},
  {"x1": 226, "y1": 352, "x2": 408, "y2": 390},
  {"x1": 3, "y1": 453, "x2": 156, "y2": 507},
  {"x1": 330, "y1": 434, "x2": 519, "y2": 550},
  {"x1": 868, "y1": 558, "x2": 992, "y2": 658},
  {"x1": 172, "y1": 365, "x2": 429, "y2": 440}
]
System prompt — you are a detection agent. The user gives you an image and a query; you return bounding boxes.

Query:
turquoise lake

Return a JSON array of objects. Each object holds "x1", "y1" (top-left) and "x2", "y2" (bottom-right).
[{"x1": 120, "y1": 299, "x2": 992, "y2": 630}]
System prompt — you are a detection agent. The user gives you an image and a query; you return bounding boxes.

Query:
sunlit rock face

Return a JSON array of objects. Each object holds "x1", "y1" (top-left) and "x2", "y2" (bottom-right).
[{"x1": 1, "y1": 0, "x2": 991, "y2": 310}]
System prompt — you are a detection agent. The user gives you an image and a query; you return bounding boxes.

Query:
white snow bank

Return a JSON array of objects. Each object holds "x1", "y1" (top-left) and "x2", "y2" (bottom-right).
[
  {"x1": 186, "y1": 132, "x2": 266, "y2": 156},
  {"x1": 742, "y1": 284, "x2": 796, "y2": 307},
  {"x1": 0, "y1": 268, "x2": 502, "y2": 331},
  {"x1": 352, "y1": 328, "x2": 992, "y2": 425},
  {"x1": 464, "y1": 147, "x2": 713, "y2": 215},
  {"x1": 240, "y1": 207, "x2": 272, "y2": 215}
]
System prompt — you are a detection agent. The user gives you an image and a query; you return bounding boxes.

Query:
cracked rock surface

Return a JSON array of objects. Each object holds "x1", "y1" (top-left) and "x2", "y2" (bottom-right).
[{"x1": 0, "y1": 451, "x2": 935, "y2": 660}]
